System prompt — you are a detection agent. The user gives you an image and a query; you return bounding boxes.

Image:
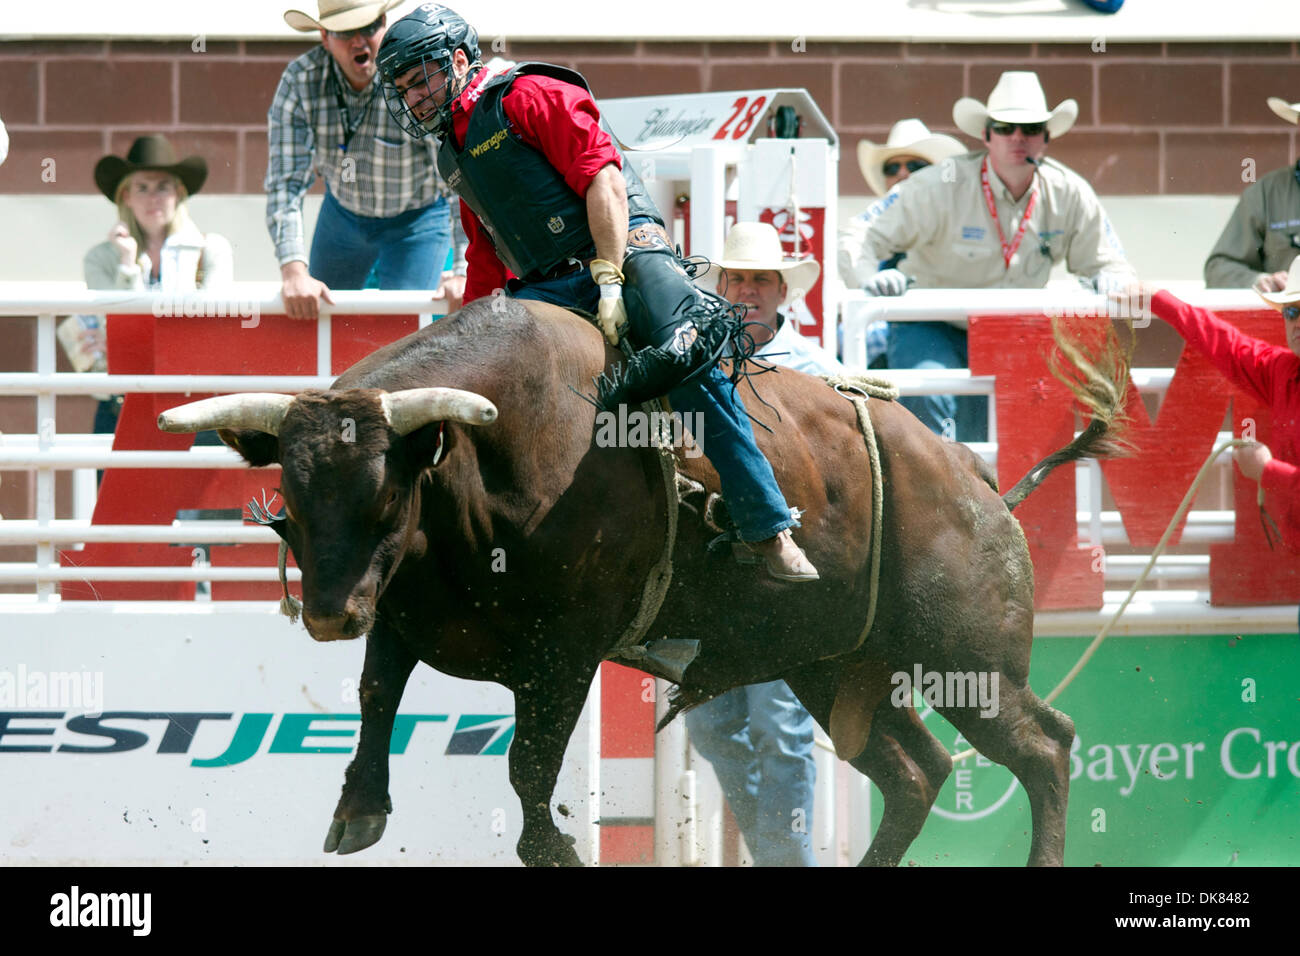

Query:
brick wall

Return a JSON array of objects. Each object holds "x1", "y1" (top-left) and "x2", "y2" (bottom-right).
[{"x1": 1, "y1": 39, "x2": 1297, "y2": 200}]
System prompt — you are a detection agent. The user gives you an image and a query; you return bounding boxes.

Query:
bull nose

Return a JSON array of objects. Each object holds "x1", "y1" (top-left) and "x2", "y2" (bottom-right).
[{"x1": 302, "y1": 606, "x2": 366, "y2": 642}]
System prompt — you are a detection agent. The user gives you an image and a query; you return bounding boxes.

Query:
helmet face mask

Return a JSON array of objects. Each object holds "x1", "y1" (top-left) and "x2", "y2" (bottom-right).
[
  {"x1": 382, "y1": 53, "x2": 456, "y2": 140},
  {"x1": 378, "y1": 4, "x2": 481, "y2": 141}
]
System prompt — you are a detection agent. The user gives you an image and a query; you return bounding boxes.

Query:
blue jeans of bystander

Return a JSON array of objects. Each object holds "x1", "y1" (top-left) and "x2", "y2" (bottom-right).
[
  {"x1": 685, "y1": 679, "x2": 818, "y2": 866},
  {"x1": 309, "y1": 189, "x2": 452, "y2": 290},
  {"x1": 887, "y1": 321, "x2": 988, "y2": 443}
]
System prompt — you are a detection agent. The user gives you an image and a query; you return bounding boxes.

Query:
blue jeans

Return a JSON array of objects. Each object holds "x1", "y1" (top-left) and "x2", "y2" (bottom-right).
[
  {"x1": 512, "y1": 273, "x2": 795, "y2": 543},
  {"x1": 685, "y1": 680, "x2": 817, "y2": 866},
  {"x1": 309, "y1": 189, "x2": 452, "y2": 290},
  {"x1": 887, "y1": 321, "x2": 988, "y2": 443}
]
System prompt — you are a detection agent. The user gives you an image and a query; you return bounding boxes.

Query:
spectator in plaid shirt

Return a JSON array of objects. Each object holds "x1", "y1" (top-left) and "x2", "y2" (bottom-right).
[{"x1": 269, "y1": 0, "x2": 466, "y2": 319}]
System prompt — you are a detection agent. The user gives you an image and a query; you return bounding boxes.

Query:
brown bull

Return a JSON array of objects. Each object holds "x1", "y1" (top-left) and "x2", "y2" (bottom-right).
[{"x1": 158, "y1": 298, "x2": 1126, "y2": 866}]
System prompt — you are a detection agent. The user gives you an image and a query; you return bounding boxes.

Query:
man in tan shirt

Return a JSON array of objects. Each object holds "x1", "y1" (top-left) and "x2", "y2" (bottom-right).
[
  {"x1": 854, "y1": 72, "x2": 1135, "y2": 442},
  {"x1": 1204, "y1": 96, "x2": 1300, "y2": 292}
]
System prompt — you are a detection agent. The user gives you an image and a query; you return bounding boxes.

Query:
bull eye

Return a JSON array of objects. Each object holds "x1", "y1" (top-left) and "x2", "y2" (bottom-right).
[{"x1": 385, "y1": 490, "x2": 400, "y2": 512}]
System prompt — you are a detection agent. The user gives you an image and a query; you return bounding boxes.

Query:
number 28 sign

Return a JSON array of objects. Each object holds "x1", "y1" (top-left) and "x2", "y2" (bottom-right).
[
  {"x1": 711, "y1": 95, "x2": 768, "y2": 140},
  {"x1": 599, "y1": 90, "x2": 785, "y2": 149}
]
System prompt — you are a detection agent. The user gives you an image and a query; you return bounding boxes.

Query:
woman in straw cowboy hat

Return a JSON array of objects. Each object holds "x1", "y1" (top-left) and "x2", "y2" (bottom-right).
[
  {"x1": 78, "y1": 135, "x2": 232, "y2": 441},
  {"x1": 853, "y1": 71, "x2": 1134, "y2": 443},
  {"x1": 1204, "y1": 96, "x2": 1300, "y2": 292}
]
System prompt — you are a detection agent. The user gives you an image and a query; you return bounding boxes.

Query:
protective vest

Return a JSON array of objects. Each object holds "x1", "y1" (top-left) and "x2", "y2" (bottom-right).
[{"x1": 437, "y1": 62, "x2": 661, "y2": 281}]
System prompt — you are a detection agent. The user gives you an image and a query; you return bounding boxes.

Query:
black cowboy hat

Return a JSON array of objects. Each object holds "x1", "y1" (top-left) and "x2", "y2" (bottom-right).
[{"x1": 93, "y1": 135, "x2": 208, "y2": 202}]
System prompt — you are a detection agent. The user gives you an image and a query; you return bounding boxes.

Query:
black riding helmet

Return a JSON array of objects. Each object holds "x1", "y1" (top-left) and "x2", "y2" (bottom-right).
[{"x1": 378, "y1": 3, "x2": 481, "y2": 140}]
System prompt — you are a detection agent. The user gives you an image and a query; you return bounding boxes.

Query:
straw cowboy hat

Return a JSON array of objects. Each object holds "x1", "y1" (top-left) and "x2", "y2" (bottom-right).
[
  {"x1": 284, "y1": 0, "x2": 402, "y2": 32},
  {"x1": 704, "y1": 222, "x2": 821, "y2": 307},
  {"x1": 953, "y1": 71, "x2": 1078, "y2": 140},
  {"x1": 856, "y1": 119, "x2": 966, "y2": 197},
  {"x1": 1267, "y1": 96, "x2": 1300, "y2": 125},
  {"x1": 93, "y1": 135, "x2": 208, "y2": 202},
  {"x1": 1258, "y1": 258, "x2": 1300, "y2": 308}
]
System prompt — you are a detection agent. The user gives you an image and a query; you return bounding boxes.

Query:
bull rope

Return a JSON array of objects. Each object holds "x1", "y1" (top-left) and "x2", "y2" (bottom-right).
[
  {"x1": 604, "y1": 397, "x2": 680, "y2": 657},
  {"x1": 824, "y1": 372, "x2": 899, "y2": 651},
  {"x1": 947, "y1": 437, "x2": 1263, "y2": 764}
]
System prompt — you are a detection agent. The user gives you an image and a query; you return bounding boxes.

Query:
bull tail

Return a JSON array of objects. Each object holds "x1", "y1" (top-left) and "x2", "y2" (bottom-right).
[{"x1": 1003, "y1": 317, "x2": 1134, "y2": 512}]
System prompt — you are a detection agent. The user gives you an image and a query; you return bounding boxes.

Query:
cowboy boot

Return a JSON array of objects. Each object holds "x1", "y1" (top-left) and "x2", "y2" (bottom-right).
[{"x1": 748, "y1": 528, "x2": 820, "y2": 582}]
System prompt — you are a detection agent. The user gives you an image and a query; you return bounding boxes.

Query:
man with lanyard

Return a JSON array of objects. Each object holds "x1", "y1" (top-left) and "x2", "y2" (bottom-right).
[
  {"x1": 375, "y1": 4, "x2": 818, "y2": 582},
  {"x1": 855, "y1": 72, "x2": 1134, "y2": 443},
  {"x1": 268, "y1": 0, "x2": 464, "y2": 320},
  {"x1": 1204, "y1": 95, "x2": 1300, "y2": 292}
]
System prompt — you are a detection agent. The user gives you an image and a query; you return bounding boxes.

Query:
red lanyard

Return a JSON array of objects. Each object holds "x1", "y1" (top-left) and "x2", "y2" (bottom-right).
[{"x1": 980, "y1": 156, "x2": 1037, "y2": 270}]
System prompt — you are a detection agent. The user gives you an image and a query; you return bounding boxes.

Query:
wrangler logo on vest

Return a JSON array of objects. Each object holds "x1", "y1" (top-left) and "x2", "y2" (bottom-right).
[
  {"x1": 468, "y1": 129, "x2": 509, "y2": 158},
  {"x1": 547, "y1": 216, "x2": 565, "y2": 235}
]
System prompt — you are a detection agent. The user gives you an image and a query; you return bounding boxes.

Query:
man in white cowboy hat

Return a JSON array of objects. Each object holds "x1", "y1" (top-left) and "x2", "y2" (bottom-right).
[
  {"x1": 837, "y1": 119, "x2": 965, "y2": 289},
  {"x1": 267, "y1": 0, "x2": 464, "y2": 319},
  {"x1": 1204, "y1": 96, "x2": 1300, "y2": 291},
  {"x1": 685, "y1": 224, "x2": 829, "y2": 865},
  {"x1": 714, "y1": 222, "x2": 844, "y2": 377},
  {"x1": 854, "y1": 70, "x2": 1134, "y2": 443}
]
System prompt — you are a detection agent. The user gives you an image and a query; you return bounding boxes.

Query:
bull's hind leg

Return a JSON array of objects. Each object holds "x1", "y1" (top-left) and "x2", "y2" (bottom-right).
[
  {"x1": 938, "y1": 684, "x2": 1075, "y2": 866},
  {"x1": 851, "y1": 704, "x2": 953, "y2": 866},
  {"x1": 509, "y1": 661, "x2": 599, "y2": 867},
  {"x1": 784, "y1": 662, "x2": 952, "y2": 867},
  {"x1": 324, "y1": 622, "x2": 417, "y2": 855}
]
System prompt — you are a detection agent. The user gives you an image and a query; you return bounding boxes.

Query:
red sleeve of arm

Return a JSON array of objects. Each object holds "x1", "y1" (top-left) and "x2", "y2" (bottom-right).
[
  {"x1": 1260, "y1": 457, "x2": 1300, "y2": 552},
  {"x1": 1150, "y1": 289, "x2": 1284, "y2": 407},
  {"x1": 460, "y1": 201, "x2": 508, "y2": 306},
  {"x1": 501, "y1": 76, "x2": 622, "y2": 198}
]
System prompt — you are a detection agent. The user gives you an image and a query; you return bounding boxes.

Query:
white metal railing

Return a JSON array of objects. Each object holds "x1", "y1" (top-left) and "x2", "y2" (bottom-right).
[
  {"x1": 0, "y1": 285, "x2": 442, "y2": 600},
  {"x1": 0, "y1": 283, "x2": 1290, "y2": 626}
]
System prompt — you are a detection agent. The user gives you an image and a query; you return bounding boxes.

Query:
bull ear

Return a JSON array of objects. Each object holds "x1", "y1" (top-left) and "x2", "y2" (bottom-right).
[
  {"x1": 219, "y1": 428, "x2": 280, "y2": 467},
  {"x1": 405, "y1": 421, "x2": 450, "y2": 470}
]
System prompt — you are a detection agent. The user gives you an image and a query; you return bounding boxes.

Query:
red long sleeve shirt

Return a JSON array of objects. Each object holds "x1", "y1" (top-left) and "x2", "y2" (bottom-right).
[
  {"x1": 447, "y1": 66, "x2": 623, "y2": 304},
  {"x1": 1151, "y1": 289, "x2": 1300, "y2": 551}
]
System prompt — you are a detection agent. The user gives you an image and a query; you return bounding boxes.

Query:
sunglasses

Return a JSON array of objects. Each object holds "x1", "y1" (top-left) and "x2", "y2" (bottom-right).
[
  {"x1": 1284, "y1": 305, "x2": 1300, "y2": 321},
  {"x1": 988, "y1": 121, "x2": 1048, "y2": 137},
  {"x1": 883, "y1": 159, "x2": 930, "y2": 177},
  {"x1": 328, "y1": 16, "x2": 384, "y2": 40}
]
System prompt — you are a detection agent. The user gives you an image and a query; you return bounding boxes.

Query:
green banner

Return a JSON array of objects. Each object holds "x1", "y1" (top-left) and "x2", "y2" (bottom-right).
[{"x1": 871, "y1": 633, "x2": 1300, "y2": 866}]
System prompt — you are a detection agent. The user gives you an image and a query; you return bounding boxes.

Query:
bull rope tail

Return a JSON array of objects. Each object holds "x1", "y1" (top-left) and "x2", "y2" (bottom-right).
[
  {"x1": 948, "y1": 437, "x2": 1262, "y2": 764},
  {"x1": 277, "y1": 540, "x2": 302, "y2": 624},
  {"x1": 824, "y1": 372, "x2": 899, "y2": 651},
  {"x1": 604, "y1": 397, "x2": 679, "y2": 656}
]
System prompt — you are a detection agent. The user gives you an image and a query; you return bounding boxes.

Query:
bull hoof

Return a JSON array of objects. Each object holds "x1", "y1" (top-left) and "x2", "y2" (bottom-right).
[
  {"x1": 518, "y1": 829, "x2": 582, "y2": 867},
  {"x1": 322, "y1": 814, "x2": 388, "y2": 855}
]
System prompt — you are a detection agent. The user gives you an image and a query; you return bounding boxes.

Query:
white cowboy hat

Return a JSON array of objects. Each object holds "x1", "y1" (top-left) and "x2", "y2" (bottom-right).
[
  {"x1": 1258, "y1": 258, "x2": 1300, "y2": 308},
  {"x1": 702, "y1": 222, "x2": 821, "y2": 307},
  {"x1": 856, "y1": 119, "x2": 966, "y2": 197},
  {"x1": 284, "y1": 0, "x2": 402, "y2": 32},
  {"x1": 1267, "y1": 96, "x2": 1300, "y2": 125},
  {"x1": 953, "y1": 71, "x2": 1078, "y2": 140}
]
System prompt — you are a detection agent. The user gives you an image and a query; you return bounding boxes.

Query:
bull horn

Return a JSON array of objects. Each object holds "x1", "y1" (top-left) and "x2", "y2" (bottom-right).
[
  {"x1": 157, "y1": 393, "x2": 295, "y2": 435},
  {"x1": 380, "y1": 388, "x2": 498, "y2": 436}
]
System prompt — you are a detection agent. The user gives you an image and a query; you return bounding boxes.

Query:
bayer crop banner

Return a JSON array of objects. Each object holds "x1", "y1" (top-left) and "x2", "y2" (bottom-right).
[
  {"x1": 0, "y1": 607, "x2": 598, "y2": 866},
  {"x1": 878, "y1": 633, "x2": 1300, "y2": 866}
]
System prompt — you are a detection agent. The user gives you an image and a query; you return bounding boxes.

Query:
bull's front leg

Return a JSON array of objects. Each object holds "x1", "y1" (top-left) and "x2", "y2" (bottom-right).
[
  {"x1": 509, "y1": 661, "x2": 598, "y2": 867},
  {"x1": 323, "y1": 621, "x2": 417, "y2": 855}
]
